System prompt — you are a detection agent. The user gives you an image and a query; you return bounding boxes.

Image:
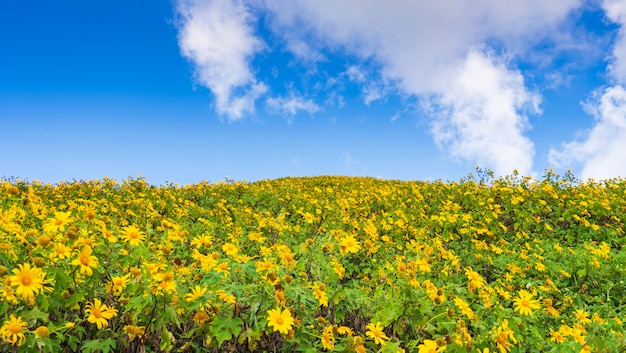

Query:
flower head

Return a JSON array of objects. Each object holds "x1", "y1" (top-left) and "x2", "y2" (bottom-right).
[
  {"x1": 85, "y1": 298, "x2": 117, "y2": 329},
  {"x1": 121, "y1": 225, "x2": 146, "y2": 246},
  {"x1": 418, "y1": 339, "x2": 445, "y2": 353},
  {"x1": 512, "y1": 290, "x2": 540, "y2": 316},
  {"x1": 266, "y1": 307, "x2": 294, "y2": 335},
  {"x1": 340, "y1": 235, "x2": 361, "y2": 254},
  {"x1": 366, "y1": 321, "x2": 389, "y2": 346},
  {"x1": 9, "y1": 263, "x2": 46, "y2": 300},
  {"x1": 71, "y1": 245, "x2": 99, "y2": 276},
  {"x1": 0, "y1": 315, "x2": 28, "y2": 346},
  {"x1": 43, "y1": 211, "x2": 74, "y2": 233},
  {"x1": 493, "y1": 320, "x2": 517, "y2": 353}
]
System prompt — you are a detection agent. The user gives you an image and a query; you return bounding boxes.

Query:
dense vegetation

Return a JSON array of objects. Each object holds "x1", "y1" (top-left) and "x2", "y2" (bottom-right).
[{"x1": 1, "y1": 170, "x2": 625, "y2": 352}]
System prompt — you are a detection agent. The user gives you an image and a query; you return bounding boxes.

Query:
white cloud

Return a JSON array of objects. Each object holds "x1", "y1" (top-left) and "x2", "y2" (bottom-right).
[
  {"x1": 429, "y1": 48, "x2": 541, "y2": 176},
  {"x1": 259, "y1": 0, "x2": 580, "y2": 172},
  {"x1": 547, "y1": 1, "x2": 626, "y2": 180},
  {"x1": 549, "y1": 85, "x2": 626, "y2": 179},
  {"x1": 175, "y1": 0, "x2": 267, "y2": 121},
  {"x1": 175, "y1": 0, "x2": 590, "y2": 173},
  {"x1": 345, "y1": 65, "x2": 387, "y2": 105},
  {"x1": 604, "y1": 0, "x2": 626, "y2": 83},
  {"x1": 265, "y1": 94, "x2": 320, "y2": 123}
]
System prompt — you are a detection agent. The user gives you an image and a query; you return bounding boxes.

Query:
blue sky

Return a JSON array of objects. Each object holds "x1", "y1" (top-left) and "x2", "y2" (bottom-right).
[{"x1": 2, "y1": 0, "x2": 626, "y2": 185}]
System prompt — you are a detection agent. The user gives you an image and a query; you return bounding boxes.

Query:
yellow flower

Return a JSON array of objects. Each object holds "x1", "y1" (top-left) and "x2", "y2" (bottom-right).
[
  {"x1": 366, "y1": 321, "x2": 389, "y2": 346},
  {"x1": 0, "y1": 315, "x2": 27, "y2": 346},
  {"x1": 85, "y1": 298, "x2": 117, "y2": 329},
  {"x1": 340, "y1": 235, "x2": 361, "y2": 254},
  {"x1": 34, "y1": 325, "x2": 50, "y2": 338},
  {"x1": 123, "y1": 325, "x2": 146, "y2": 342},
  {"x1": 512, "y1": 290, "x2": 540, "y2": 316},
  {"x1": 109, "y1": 274, "x2": 130, "y2": 296},
  {"x1": 43, "y1": 211, "x2": 74, "y2": 233},
  {"x1": 121, "y1": 225, "x2": 146, "y2": 246},
  {"x1": 454, "y1": 297, "x2": 477, "y2": 321},
  {"x1": 574, "y1": 309, "x2": 592, "y2": 325},
  {"x1": 184, "y1": 285, "x2": 208, "y2": 302},
  {"x1": 266, "y1": 307, "x2": 294, "y2": 335},
  {"x1": 465, "y1": 267, "x2": 485, "y2": 292},
  {"x1": 493, "y1": 320, "x2": 517, "y2": 353},
  {"x1": 549, "y1": 328, "x2": 566, "y2": 343},
  {"x1": 9, "y1": 263, "x2": 46, "y2": 300},
  {"x1": 71, "y1": 245, "x2": 99, "y2": 276},
  {"x1": 418, "y1": 339, "x2": 445, "y2": 353},
  {"x1": 321, "y1": 325, "x2": 335, "y2": 351},
  {"x1": 313, "y1": 283, "x2": 329, "y2": 307}
]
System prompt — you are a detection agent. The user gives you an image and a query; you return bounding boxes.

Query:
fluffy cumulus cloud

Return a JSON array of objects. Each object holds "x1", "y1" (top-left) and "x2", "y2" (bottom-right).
[
  {"x1": 175, "y1": 0, "x2": 267, "y2": 121},
  {"x1": 549, "y1": 85, "x2": 626, "y2": 180},
  {"x1": 429, "y1": 49, "x2": 541, "y2": 176},
  {"x1": 549, "y1": 0, "x2": 626, "y2": 179},
  {"x1": 175, "y1": 0, "x2": 587, "y2": 174}
]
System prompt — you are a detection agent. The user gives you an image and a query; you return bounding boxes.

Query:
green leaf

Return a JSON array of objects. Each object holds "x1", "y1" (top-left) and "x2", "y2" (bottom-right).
[
  {"x1": 22, "y1": 306, "x2": 48, "y2": 322},
  {"x1": 81, "y1": 339, "x2": 116, "y2": 353},
  {"x1": 210, "y1": 316, "x2": 243, "y2": 346}
]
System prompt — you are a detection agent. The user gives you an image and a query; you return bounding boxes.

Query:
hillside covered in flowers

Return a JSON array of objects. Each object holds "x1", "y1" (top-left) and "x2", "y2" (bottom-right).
[{"x1": 1, "y1": 170, "x2": 625, "y2": 352}]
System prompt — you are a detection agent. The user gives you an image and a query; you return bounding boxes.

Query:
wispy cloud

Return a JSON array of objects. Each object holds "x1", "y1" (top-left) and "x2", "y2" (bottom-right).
[
  {"x1": 265, "y1": 93, "x2": 320, "y2": 123},
  {"x1": 340, "y1": 152, "x2": 366, "y2": 176},
  {"x1": 175, "y1": 0, "x2": 267, "y2": 121}
]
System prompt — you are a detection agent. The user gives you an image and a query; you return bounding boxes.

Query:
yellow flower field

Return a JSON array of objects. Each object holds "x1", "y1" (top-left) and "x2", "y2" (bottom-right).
[{"x1": 0, "y1": 170, "x2": 625, "y2": 352}]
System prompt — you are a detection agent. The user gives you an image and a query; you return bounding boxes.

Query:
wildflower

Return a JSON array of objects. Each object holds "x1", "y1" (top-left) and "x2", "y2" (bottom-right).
[
  {"x1": 124, "y1": 325, "x2": 146, "y2": 342},
  {"x1": 313, "y1": 283, "x2": 328, "y2": 307},
  {"x1": 221, "y1": 243, "x2": 239, "y2": 256},
  {"x1": 574, "y1": 309, "x2": 592, "y2": 325},
  {"x1": 1, "y1": 287, "x2": 18, "y2": 305},
  {"x1": 340, "y1": 235, "x2": 361, "y2": 254},
  {"x1": 193, "y1": 311, "x2": 210, "y2": 325},
  {"x1": 110, "y1": 274, "x2": 130, "y2": 296},
  {"x1": 549, "y1": 328, "x2": 566, "y2": 343},
  {"x1": 454, "y1": 297, "x2": 477, "y2": 321},
  {"x1": 321, "y1": 325, "x2": 335, "y2": 350},
  {"x1": 266, "y1": 307, "x2": 294, "y2": 335},
  {"x1": 34, "y1": 325, "x2": 50, "y2": 338},
  {"x1": 512, "y1": 290, "x2": 540, "y2": 316},
  {"x1": 216, "y1": 289, "x2": 236, "y2": 304},
  {"x1": 493, "y1": 320, "x2": 517, "y2": 353},
  {"x1": 418, "y1": 339, "x2": 445, "y2": 353},
  {"x1": 366, "y1": 321, "x2": 389, "y2": 346},
  {"x1": 337, "y1": 326, "x2": 353, "y2": 335},
  {"x1": 465, "y1": 267, "x2": 485, "y2": 292},
  {"x1": 9, "y1": 263, "x2": 46, "y2": 300},
  {"x1": 121, "y1": 225, "x2": 146, "y2": 246},
  {"x1": 0, "y1": 315, "x2": 27, "y2": 346},
  {"x1": 184, "y1": 285, "x2": 208, "y2": 302},
  {"x1": 50, "y1": 242, "x2": 72, "y2": 260},
  {"x1": 43, "y1": 211, "x2": 73, "y2": 233},
  {"x1": 85, "y1": 298, "x2": 117, "y2": 329},
  {"x1": 71, "y1": 245, "x2": 99, "y2": 276}
]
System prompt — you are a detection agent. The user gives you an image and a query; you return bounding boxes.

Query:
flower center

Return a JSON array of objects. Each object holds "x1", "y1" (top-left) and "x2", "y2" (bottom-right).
[
  {"x1": 80, "y1": 254, "x2": 91, "y2": 266},
  {"x1": 20, "y1": 275, "x2": 32, "y2": 286},
  {"x1": 521, "y1": 299, "x2": 530, "y2": 307},
  {"x1": 8, "y1": 323, "x2": 23, "y2": 334},
  {"x1": 276, "y1": 317, "x2": 284, "y2": 325},
  {"x1": 55, "y1": 219, "x2": 64, "y2": 225},
  {"x1": 92, "y1": 308, "x2": 102, "y2": 318}
]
